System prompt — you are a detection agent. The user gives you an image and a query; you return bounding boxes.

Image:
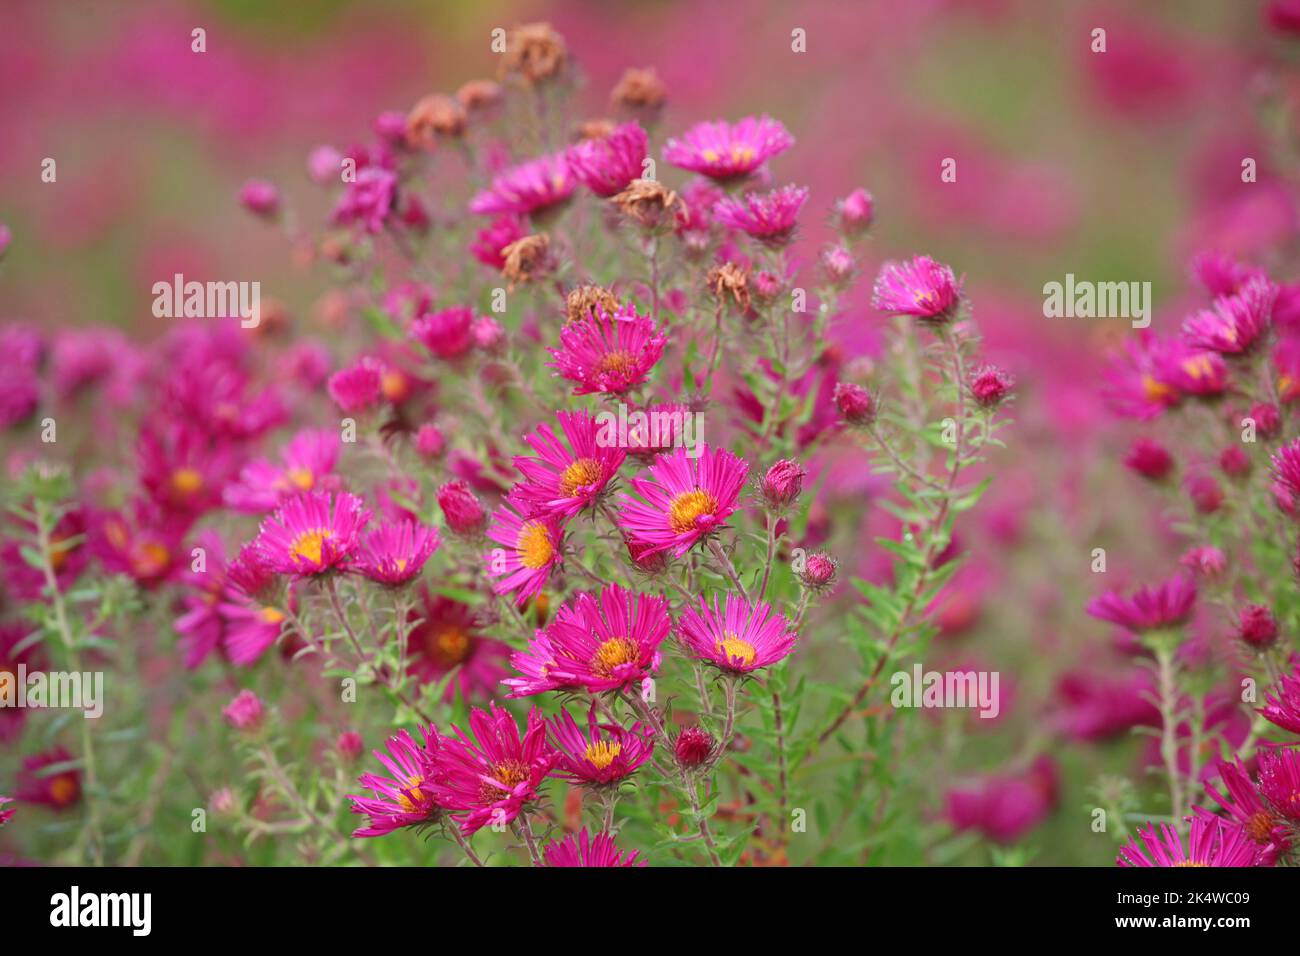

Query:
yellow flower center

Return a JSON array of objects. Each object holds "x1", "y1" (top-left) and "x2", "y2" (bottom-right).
[
  {"x1": 1141, "y1": 374, "x2": 1174, "y2": 403},
  {"x1": 595, "y1": 349, "x2": 637, "y2": 380},
  {"x1": 260, "y1": 606, "x2": 285, "y2": 625},
  {"x1": 49, "y1": 775, "x2": 77, "y2": 807},
  {"x1": 132, "y1": 542, "x2": 170, "y2": 577},
  {"x1": 516, "y1": 521, "x2": 554, "y2": 569},
  {"x1": 290, "y1": 529, "x2": 331, "y2": 566},
  {"x1": 668, "y1": 488, "x2": 719, "y2": 534},
  {"x1": 280, "y1": 467, "x2": 315, "y2": 492},
  {"x1": 396, "y1": 774, "x2": 425, "y2": 813},
  {"x1": 478, "y1": 759, "x2": 530, "y2": 803},
  {"x1": 584, "y1": 739, "x2": 622, "y2": 770},
  {"x1": 559, "y1": 457, "x2": 603, "y2": 497},
  {"x1": 1181, "y1": 355, "x2": 1215, "y2": 380},
  {"x1": 171, "y1": 467, "x2": 204, "y2": 497},
  {"x1": 1245, "y1": 810, "x2": 1278, "y2": 842},
  {"x1": 1173, "y1": 861, "x2": 1209, "y2": 867},
  {"x1": 381, "y1": 368, "x2": 410, "y2": 402},
  {"x1": 717, "y1": 633, "x2": 757, "y2": 667},
  {"x1": 425, "y1": 625, "x2": 471, "y2": 666},
  {"x1": 591, "y1": 636, "x2": 638, "y2": 677}
]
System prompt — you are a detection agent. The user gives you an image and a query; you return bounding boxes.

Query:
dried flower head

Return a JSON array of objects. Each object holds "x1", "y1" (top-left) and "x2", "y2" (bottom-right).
[
  {"x1": 501, "y1": 233, "x2": 552, "y2": 289},
  {"x1": 499, "y1": 22, "x2": 568, "y2": 85},
  {"x1": 406, "y1": 93, "x2": 467, "y2": 145},
  {"x1": 611, "y1": 178, "x2": 682, "y2": 230},
  {"x1": 565, "y1": 284, "x2": 621, "y2": 326}
]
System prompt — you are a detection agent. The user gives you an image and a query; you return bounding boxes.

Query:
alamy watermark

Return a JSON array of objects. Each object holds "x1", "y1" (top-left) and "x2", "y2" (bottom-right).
[
  {"x1": 1043, "y1": 274, "x2": 1150, "y2": 329},
  {"x1": 595, "y1": 403, "x2": 704, "y2": 458},
  {"x1": 0, "y1": 665, "x2": 104, "y2": 719},
  {"x1": 890, "y1": 664, "x2": 1000, "y2": 719},
  {"x1": 151, "y1": 273, "x2": 261, "y2": 328}
]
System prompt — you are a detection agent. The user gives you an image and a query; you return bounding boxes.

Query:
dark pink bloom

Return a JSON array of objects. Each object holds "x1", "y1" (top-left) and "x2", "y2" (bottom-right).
[
  {"x1": 437, "y1": 480, "x2": 487, "y2": 536},
  {"x1": 1102, "y1": 334, "x2": 1183, "y2": 420},
  {"x1": 1266, "y1": 0, "x2": 1300, "y2": 35},
  {"x1": 548, "y1": 705, "x2": 654, "y2": 787},
  {"x1": 430, "y1": 703, "x2": 557, "y2": 835},
  {"x1": 677, "y1": 593, "x2": 798, "y2": 674},
  {"x1": 1117, "y1": 816, "x2": 1258, "y2": 867},
  {"x1": 1180, "y1": 545, "x2": 1226, "y2": 578},
  {"x1": 503, "y1": 584, "x2": 671, "y2": 697},
  {"x1": 713, "y1": 185, "x2": 809, "y2": 245},
  {"x1": 0, "y1": 621, "x2": 47, "y2": 743},
  {"x1": 1049, "y1": 670, "x2": 1159, "y2": 741},
  {"x1": 348, "y1": 726, "x2": 443, "y2": 837},
  {"x1": 1186, "y1": 472, "x2": 1224, "y2": 514},
  {"x1": 484, "y1": 499, "x2": 564, "y2": 605},
  {"x1": 337, "y1": 731, "x2": 365, "y2": 763},
  {"x1": 253, "y1": 491, "x2": 372, "y2": 577},
  {"x1": 222, "y1": 689, "x2": 264, "y2": 731},
  {"x1": 1219, "y1": 446, "x2": 1251, "y2": 478},
  {"x1": 547, "y1": 303, "x2": 666, "y2": 396},
  {"x1": 1181, "y1": 278, "x2": 1275, "y2": 354},
  {"x1": 175, "y1": 529, "x2": 229, "y2": 669},
  {"x1": 1190, "y1": 250, "x2": 1266, "y2": 297},
  {"x1": 663, "y1": 115, "x2": 793, "y2": 180},
  {"x1": 470, "y1": 215, "x2": 528, "y2": 269},
  {"x1": 1086, "y1": 575, "x2": 1196, "y2": 633},
  {"x1": 1159, "y1": 345, "x2": 1229, "y2": 398},
  {"x1": 674, "y1": 726, "x2": 716, "y2": 769},
  {"x1": 969, "y1": 365, "x2": 1014, "y2": 408},
  {"x1": 15, "y1": 747, "x2": 80, "y2": 810},
  {"x1": 411, "y1": 306, "x2": 476, "y2": 361},
  {"x1": 568, "y1": 122, "x2": 648, "y2": 197},
  {"x1": 944, "y1": 756, "x2": 1058, "y2": 843},
  {"x1": 1271, "y1": 438, "x2": 1300, "y2": 501},
  {"x1": 415, "y1": 423, "x2": 445, "y2": 459},
  {"x1": 219, "y1": 543, "x2": 288, "y2": 666},
  {"x1": 327, "y1": 357, "x2": 384, "y2": 413},
  {"x1": 238, "y1": 179, "x2": 280, "y2": 218},
  {"x1": 512, "y1": 410, "x2": 626, "y2": 519},
  {"x1": 833, "y1": 381, "x2": 876, "y2": 426},
  {"x1": 355, "y1": 519, "x2": 440, "y2": 587},
  {"x1": 1248, "y1": 402, "x2": 1282, "y2": 439},
  {"x1": 871, "y1": 255, "x2": 963, "y2": 323},
  {"x1": 469, "y1": 152, "x2": 575, "y2": 217},
  {"x1": 405, "y1": 591, "x2": 510, "y2": 701},
  {"x1": 617, "y1": 443, "x2": 748, "y2": 558},
  {"x1": 1124, "y1": 437, "x2": 1173, "y2": 480},
  {"x1": 543, "y1": 828, "x2": 643, "y2": 867}
]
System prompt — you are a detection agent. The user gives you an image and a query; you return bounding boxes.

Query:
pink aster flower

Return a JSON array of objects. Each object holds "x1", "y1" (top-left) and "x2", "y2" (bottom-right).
[
  {"x1": 224, "y1": 428, "x2": 341, "y2": 513},
  {"x1": 1257, "y1": 745, "x2": 1300, "y2": 823},
  {"x1": 568, "y1": 121, "x2": 648, "y2": 197},
  {"x1": 617, "y1": 443, "x2": 749, "y2": 558},
  {"x1": 1085, "y1": 575, "x2": 1197, "y2": 634},
  {"x1": 429, "y1": 703, "x2": 557, "y2": 835},
  {"x1": 503, "y1": 584, "x2": 671, "y2": 696},
  {"x1": 1180, "y1": 545, "x2": 1226, "y2": 578},
  {"x1": 485, "y1": 499, "x2": 564, "y2": 605},
  {"x1": 663, "y1": 115, "x2": 793, "y2": 180},
  {"x1": 1259, "y1": 664, "x2": 1300, "y2": 734},
  {"x1": 15, "y1": 747, "x2": 80, "y2": 810},
  {"x1": 1197, "y1": 758, "x2": 1290, "y2": 864},
  {"x1": 469, "y1": 151, "x2": 575, "y2": 217},
  {"x1": 677, "y1": 593, "x2": 798, "y2": 674},
  {"x1": 712, "y1": 185, "x2": 809, "y2": 245},
  {"x1": 222, "y1": 689, "x2": 264, "y2": 731},
  {"x1": 175, "y1": 530, "x2": 229, "y2": 669},
  {"x1": 411, "y1": 306, "x2": 476, "y2": 361},
  {"x1": 871, "y1": 256, "x2": 964, "y2": 323},
  {"x1": 405, "y1": 590, "x2": 510, "y2": 700},
  {"x1": 328, "y1": 357, "x2": 384, "y2": 413},
  {"x1": 1159, "y1": 345, "x2": 1230, "y2": 398},
  {"x1": 254, "y1": 491, "x2": 372, "y2": 577},
  {"x1": 0, "y1": 795, "x2": 14, "y2": 827},
  {"x1": 1271, "y1": 438, "x2": 1300, "y2": 501},
  {"x1": 547, "y1": 303, "x2": 666, "y2": 396},
  {"x1": 355, "y1": 519, "x2": 439, "y2": 586},
  {"x1": 548, "y1": 705, "x2": 655, "y2": 787},
  {"x1": 470, "y1": 214, "x2": 529, "y2": 269},
  {"x1": 1182, "y1": 278, "x2": 1275, "y2": 354},
  {"x1": 1117, "y1": 816, "x2": 1258, "y2": 867},
  {"x1": 1124, "y1": 437, "x2": 1174, "y2": 480},
  {"x1": 1190, "y1": 250, "x2": 1267, "y2": 297},
  {"x1": 348, "y1": 726, "x2": 444, "y2": 837},
  {"x1": 511, "y1": 411, "x2": 627, "y2": 519},
  {"x1": 1102, "y1": 333, "x2": 1183, "y2": 420},
  {"x1": 332, "y1": 166, "x2": 398, "y2": 233},
  {"x1": 944, "y1": 756, "x2": 1059, "y2": 844},
  {"x1": 544, "y1": 828, "x2": 644, "y2": 867},
  {"x1": 220, "y1": 543, "x2": 289, "y2": 666}
]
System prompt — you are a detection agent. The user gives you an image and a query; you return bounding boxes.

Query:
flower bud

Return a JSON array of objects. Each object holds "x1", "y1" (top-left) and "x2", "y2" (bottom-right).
[
  {"x1": 223, "y1": 690, "x2": 265, "y2": 731},
  {"x1": 798, "y1": 551, "x2": 838, "y2": 591},
  {"x1": 415, "y1": 423, "x2": 446, "y2": 460},
  {"x1": 761, "y1": 459, "x2": 805, "y2": 512},
  {"x1": 833, "y1": 381, "x2": 876, "y2": 426},
  {"x1": 837, "y1": 188, "x2": 874, "y2": 234},
  {"x1": 1237, "y1": 604, "x2": 1278, "y2": 648},
  {"x1": 337, "y1": 730, "x2": 365, "y2": 762},
  {"x1": 239, "y1": 180, "x2": 280, "y2": 219},
  {"x1": 437, "y1": 480, "x2": 487, "y2": 535},
  {"x1": 969, "y1": 364, "x2": 1014, "y2": 408},
  {"x1": 1219, "y1": 445, "x2": 1251, "y2": 478},
  {"x1": 1124, "y1": 438, "x2": 1173, "y2": 481},
  {"x1": 674, "y1": 726, "x2": 715, "y2": 769},
  {"x1": 821, "y1": 244, "x2": 854, "y2": 285},
  {"x1": 1248, "y1": 401, "x2": 1281, "y2": 439}
]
